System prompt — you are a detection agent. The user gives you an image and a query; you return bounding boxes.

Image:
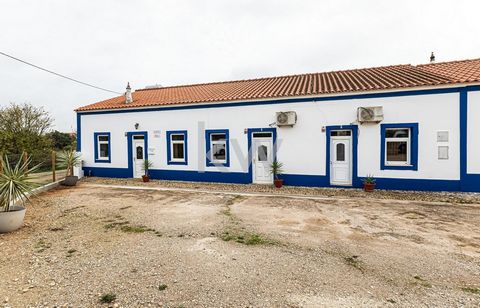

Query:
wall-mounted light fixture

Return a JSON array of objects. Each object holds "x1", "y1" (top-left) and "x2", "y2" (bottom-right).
[{"x1": 135, "y1": 123, "x2": 139, "y2": 130}]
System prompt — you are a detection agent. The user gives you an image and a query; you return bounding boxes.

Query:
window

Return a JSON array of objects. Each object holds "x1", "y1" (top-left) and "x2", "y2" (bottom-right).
[
  {"x1": 205, "y1": 129, "x2": 229, "y2": 167},
  {"x1": 253, "y1": 132, "x2": 272, "y2": 138},
  {"x1": 166, "y1": 131, "x2": 188, "y2": 165},
  {"x1": 136, "y1": 146, "x2": 144, "y2": 159},
  {"x1": 257, "y1": 145, "x2": 268, "y2": 161},
  {"x1": 336, "y1": 143, "x2": 345, "y2": 161},
  {"x1": 380, "y1": 123, "x2": 418, "y2": 170},
  {"x1": 331, "y1": 130, "x2": 351, "y2": 137},
  {"x1": 385, "y1": 128, "x2": 410, "y2": 165},
  {"x1": 94, "y1": 132, "x2": 111, "y2": 163}
]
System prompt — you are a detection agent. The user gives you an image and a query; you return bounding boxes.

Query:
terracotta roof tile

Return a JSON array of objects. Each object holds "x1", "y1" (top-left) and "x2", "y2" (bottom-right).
[{"x1": 76, "y1": 58, "x2": 480, "y2": 111}]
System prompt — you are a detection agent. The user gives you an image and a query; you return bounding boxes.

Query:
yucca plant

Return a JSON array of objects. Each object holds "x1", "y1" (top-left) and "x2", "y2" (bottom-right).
[
  {"x1": 57, "y1": 150, "x2": 82, "y2": 176},
  {"x1": 143, "y1": 159, "x2": 153, "y2": 177},
  {"x1": 0, "y1": 155, "x2": 40, "y2": 212},
  {"x1": 269, "y1": 160, "x2": 284, "y2": 180}
]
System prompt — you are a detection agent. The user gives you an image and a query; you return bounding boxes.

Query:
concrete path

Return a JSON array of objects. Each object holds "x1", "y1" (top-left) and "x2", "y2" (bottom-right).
[{"x1": 81, "y1": 183, "x2": 440, "y2": 205}]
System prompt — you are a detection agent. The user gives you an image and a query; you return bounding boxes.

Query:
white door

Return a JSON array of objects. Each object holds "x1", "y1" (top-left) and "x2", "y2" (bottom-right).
[
  {"x1": 253, "y1": 138, "x2": 273, "y2": 184},
  {"x1": 132, "y1": 136, "x2": 145, "y2": 178},
  {"x1": 330, "y1": 134, "x2": 352, "y2": 186}
]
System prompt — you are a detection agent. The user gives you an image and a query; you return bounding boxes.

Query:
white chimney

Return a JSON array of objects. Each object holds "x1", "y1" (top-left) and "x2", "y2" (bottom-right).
[{"x1": 125, "y1": 82, "x2": 133, "y2": 104}]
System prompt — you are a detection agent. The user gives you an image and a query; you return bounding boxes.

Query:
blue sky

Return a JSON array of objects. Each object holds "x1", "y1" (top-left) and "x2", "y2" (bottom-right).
[{"x1": 1, "y1": 0, "x2": 479, "y2": 131}]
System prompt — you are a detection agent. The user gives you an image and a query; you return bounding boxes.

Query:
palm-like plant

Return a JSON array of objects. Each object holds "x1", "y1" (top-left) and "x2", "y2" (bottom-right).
[
  {"x1": 0, "y1": 155, "x2": 40, "y2": 212},
  {"x1": 269, "y1": 160, "x2": 284, "y2": 180},
  {"x1": 57, "y1": 150, "x2": 82, "y2": 176},
  {"x1": 143, "y1": 159, "x2": 153, "y2": 176}
]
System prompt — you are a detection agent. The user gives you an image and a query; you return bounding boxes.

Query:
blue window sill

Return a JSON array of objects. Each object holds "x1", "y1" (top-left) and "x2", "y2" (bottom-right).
[
  {"x1": 382, "y1": 164, "x2": 417, "y2": 171},
  {"x1": 95, "y1": 159, "x2": 111, "y2": 163},
  {"x1": 167, "y1": 160, "x2": 188, "y2": 166}
]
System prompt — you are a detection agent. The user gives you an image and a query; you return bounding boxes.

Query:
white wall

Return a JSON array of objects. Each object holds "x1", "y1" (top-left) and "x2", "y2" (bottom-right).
[
  {"x1": 79, "y1": 91, "x2": 460, "y2": 180},
  {"x1": 467, "y1": 91, "x2": 480, "y2": 174}
]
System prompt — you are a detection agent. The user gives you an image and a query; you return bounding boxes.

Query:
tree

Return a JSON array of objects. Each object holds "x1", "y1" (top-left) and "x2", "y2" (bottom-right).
[
  {"x1": 46, "y1": 130, "x2": 75, "y2": 150},
  {"x1": 0, "y1": 103, "x2": 53, "y2": 165}
]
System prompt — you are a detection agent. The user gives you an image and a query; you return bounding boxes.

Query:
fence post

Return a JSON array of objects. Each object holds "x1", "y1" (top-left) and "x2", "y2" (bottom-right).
[{"x1": 52, "y1": 150, "x2": 56, "y2": 182}]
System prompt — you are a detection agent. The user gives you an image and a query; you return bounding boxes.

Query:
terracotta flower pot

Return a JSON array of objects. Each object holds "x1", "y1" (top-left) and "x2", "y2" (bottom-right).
[
  {"x1": 363, "y1": 183, "x2": 376, "y2": 192},
  {"x1": 274, "y1": 179, "x2": 284, "y2": 188},
  {"x1": 142, "y1": 175, "x2": 150, "y2": 182}
]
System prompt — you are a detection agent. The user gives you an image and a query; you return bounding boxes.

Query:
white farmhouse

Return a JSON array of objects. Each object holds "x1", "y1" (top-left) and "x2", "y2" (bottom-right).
[{"x1": 75, "y1": 58, "x2": 480, "y2": 192}]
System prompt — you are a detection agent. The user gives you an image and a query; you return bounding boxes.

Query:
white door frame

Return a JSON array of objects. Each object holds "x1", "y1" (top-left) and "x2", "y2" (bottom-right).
[
  {"x1": 329, "y1": 131, "x2": 353, "y2": 186},
  {"x1": 132, "y1": 135, "x2": 146, "y2": 178},
  {"x1": 251, "y1": 134, "x2": 274, "y2": 184}
]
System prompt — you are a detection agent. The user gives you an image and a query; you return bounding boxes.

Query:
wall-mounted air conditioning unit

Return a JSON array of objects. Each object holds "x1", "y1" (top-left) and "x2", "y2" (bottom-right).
[
  {"x1": 357, "y1": 106, "x2": 384, "y2": 123},
  {"x1": 276, "y1": 111, "x2": 297, "y2": 126}
]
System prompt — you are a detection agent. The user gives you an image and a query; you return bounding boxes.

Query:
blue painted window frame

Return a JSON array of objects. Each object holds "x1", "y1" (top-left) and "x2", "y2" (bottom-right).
[
  {"x1": 94, "y1": 132, "x2": 111, "y2": 163},
  {"x1": 380, "y1": 123, "x2": 418, "y2": 171},
  {"x1": 205, "y1": 129, "x2": 230, "y2": 167},
  {"x1": 166, "y1": 130, "x2": 188, "y2": 165}
]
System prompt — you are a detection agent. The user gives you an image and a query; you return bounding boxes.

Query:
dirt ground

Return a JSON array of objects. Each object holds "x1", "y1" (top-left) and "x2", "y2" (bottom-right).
[{"x1": 1, "y1": 180, "x2": 479, "y2": 307}]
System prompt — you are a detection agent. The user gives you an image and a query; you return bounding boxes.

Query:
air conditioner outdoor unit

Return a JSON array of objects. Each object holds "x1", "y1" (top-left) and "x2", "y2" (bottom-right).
[
  {"x1": 276, "y1": 111, "x2": 297, "y2": 126},
  {"x1": 357, "y1": 106, "x2": 384, "y2": 123}
]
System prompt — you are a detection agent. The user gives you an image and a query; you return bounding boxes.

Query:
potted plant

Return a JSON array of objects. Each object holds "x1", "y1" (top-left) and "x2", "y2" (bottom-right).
[
  {"x1": 270, "y1": 160, "x2": 284, "y2": 188},
  {"x1": 142, "y1": 159, "x2": 153, "y2": 182},
  {"x1": 57, "y1": 150, "x2": 82, "y2": 186},
  {"x1": 0, "y1": 155, "x2": 40, "y2": 233},
  {"x1": 363, "y1": 175, "x2": 376, "y2": 192}
]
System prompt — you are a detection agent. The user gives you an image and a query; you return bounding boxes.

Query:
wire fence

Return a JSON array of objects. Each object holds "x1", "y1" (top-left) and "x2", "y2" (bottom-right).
[{"x1": 0, "y1": 151, "x2": 67, "y2": 185}]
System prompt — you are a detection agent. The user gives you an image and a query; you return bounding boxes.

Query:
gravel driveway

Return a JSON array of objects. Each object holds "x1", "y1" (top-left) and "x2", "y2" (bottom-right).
[{"x1": 1, "y1": 179, "x2": 479, "y2": 307}]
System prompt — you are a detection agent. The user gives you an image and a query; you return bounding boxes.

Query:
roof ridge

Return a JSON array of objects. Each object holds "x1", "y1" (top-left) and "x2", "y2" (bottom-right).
[
  {"x1": 134, "y1": 63, "x2": 413, "y2": 92},
  {"x1": 76, "y1": 57, "x2": 480, "y2": 112},
  {"x1": 416, "y1": 57, "x2": 480, "y2": 67}
]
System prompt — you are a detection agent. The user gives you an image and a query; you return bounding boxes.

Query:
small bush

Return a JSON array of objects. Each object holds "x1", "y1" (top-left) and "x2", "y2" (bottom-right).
[
  {"x1": 99, "y1": 293, "x2": 116, "y2": 303},
  {"x1": 462, "y1": 287, "x2": 480, "y2": 295},
  {"x1": 158, "y1": 284, "x2": 168, "y2": 291},
  {"x1": 120, "y1": 225, "x2": 151, "y2": 233}
]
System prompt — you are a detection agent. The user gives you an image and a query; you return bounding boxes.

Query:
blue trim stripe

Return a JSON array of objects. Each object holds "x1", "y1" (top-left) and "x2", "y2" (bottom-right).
[
  {"x1": 205, "y1": 129, "x2": 230, "y2": 167},
  {"x1": 76, "y1": 113, "x2": 81, "y2": 152},
  {"x1": 82, "y1": 166, "x2": 461, "y2": 192},
  {"x1": 166, "y1": 130, "x2": 188, "y2": 165},
  {"x1": 93, "y1": 132, "x2": 111, "y2": 163},
  {"x1": 380, "y1": 123, "x2": 419, "y2": 171},
  {"x1": 460, "y1": 89, "x2": 468, "y2": 183}
]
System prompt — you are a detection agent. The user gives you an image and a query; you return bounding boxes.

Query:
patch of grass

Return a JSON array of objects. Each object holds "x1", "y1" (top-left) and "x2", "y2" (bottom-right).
[
  {"x1": 120, "y1": 225, "x2": 153, "y2": 233},
  {"x1": 221, "y1": 230, "x2": 275, "y2": 246},
  {"x1": 66, "y1": 249, "x2": 77, "y2": 257},
  {"x1": 49, "y1": 227, "x2": 64, "y2": 232},
  {"x1": 99, "y1": 293, "x2": 116, "y2": 303},
  {"x1": 225, "y1": 195, "x2": 244, "y2": 206},
  {"x1": 220, "y1": 202, "x2": 277, "y2": 246},
  {"x1": 158, "y1": 284, "x2": 168, "y2": 291},
  {"x1": 35, "y1": 239, "x2": 51, "y2": 253},
  {"x1": 344, "y1": 255, "x2": 364, "y2": 272},
  {"x1": 412, "y1": 275, "x2": 432, "y2": 288},
  {"x1": 104, "y1": 221, "x2": 129, "y2": 229},
  {"x1": 461, "y1": 287, "x2": 480, "y2": 295}
]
